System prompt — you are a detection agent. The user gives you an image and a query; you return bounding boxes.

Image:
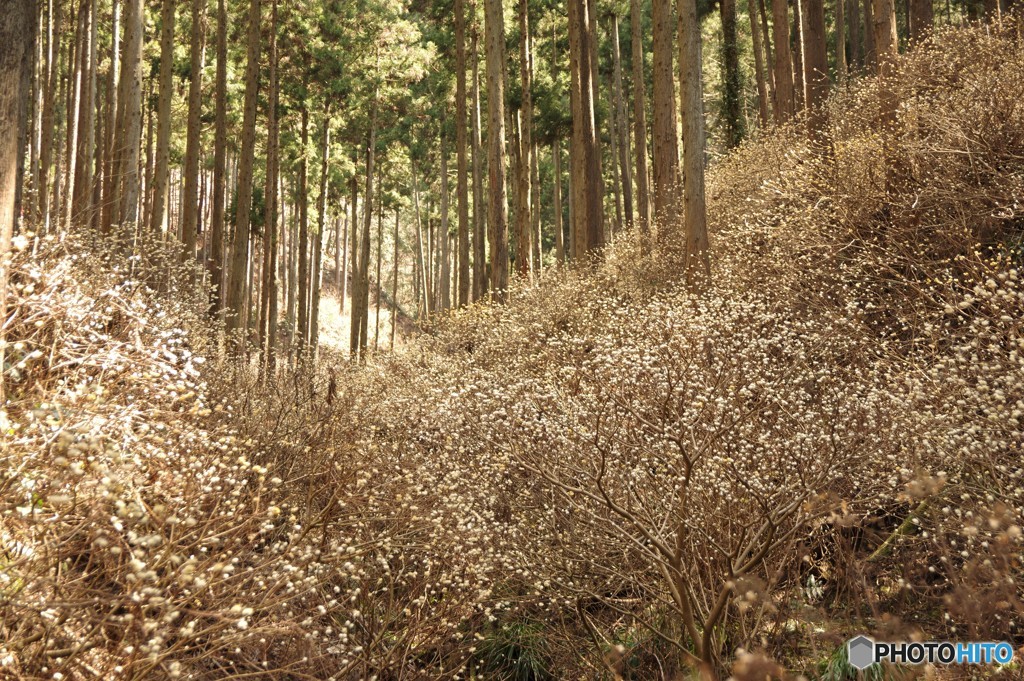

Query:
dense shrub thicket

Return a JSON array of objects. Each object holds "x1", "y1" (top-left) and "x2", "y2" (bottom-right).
[{"x1": 2, "y1": 25, "x2": 1022, "y2": 680}]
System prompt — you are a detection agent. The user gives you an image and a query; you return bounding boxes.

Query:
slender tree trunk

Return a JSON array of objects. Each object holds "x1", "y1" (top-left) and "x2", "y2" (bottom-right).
[
  {"x1": 792, "y1": 0, "x2": 806, "y2": 112},
  {"x1": 347, "y1": 167, "x2": 357, "y2": 320},
  {"x1": 312, "y1": 110, "x2": 329, "y2": 357},
  {"x1": 341, "y1": 199, "x2": 349, "y2": 312},
  {"x1": 611, "y1": 14, "x2": 633, "y2": 228},
  {"x1": 411, "y1": 159, "x2": 429, "y2": 316},
  {"x1": 115, "y1": 0, "x2": 143, "y2": 232},
  {"x1": 39, "y1": 0, "x2": 59, "y2": 234},
  {"x1": 72, "y1": 0, "x2": 95, "y2": 226},
  {"x1": 772, "y1": 0, "x2": 796, "y2": 121},
  {"x1": 484, "y1": 0, "x2": 509, "y2": 298},
  {"x1": 150, "y1": 0, "x2": 175, "y2": 236},
  {"x1": 607, "y1": 73, "x2": 623, "y2": 235},
  {"x1": 225, "y1": 0, "x2": 260, "y2": 342},
  {"x1": 373, "y1": 187, "x2": 382, "y2": 348},
  {"x1": 181, "y1": 0, "x2": 207, "y2": 263},
  {"x1": 62, "y1": 0, "x2": 84, "y2": 231},
  {"x1": 720, "y1": 0, "x2": 744, "y2": 147},
  {"x1": 261, "y1": 0, "x2": 279, "y2": 370},
  {"x1": 652, "y1": 0, "x2": 680, "y2": 228},
  {"x1": 679, "y1": 0, "x2": 711, "y2": 284},
  {"x1": 455, "y1": 0, "x2": 470, "y2": 306},
  {"x1": 530, "y1": 137, "x2": 541, "y2": 268},
  {"x1": 630, "y1": 0, "x2": 652, "y2": 235},
  {"x1": 552, "y1": 141, "x2": 563, "y2": 262},
  {"x1": 288, "y1": 175, "x2": 300, "y2": 352},
  {"x1": 470, "y1": 21, "x2": 486, "y2": 300},
  {"x1": 836, "y1": 0, "x2": 847, "y2": 84},
  {"x1": 357, "y1": 104, "x2": 375, "y2": 357},
  {"x1": 516, "y1": 0, "x2": 533, "y2": 279},
  {"x1": 872, "y1": 0, "x2": 898, "y2": 131},
  {"x1": 440, "y1": 132, "x2": 452, "y2": 309},
  {"x1": 297, "y1": 107, "x2": 310, "y2": 353},
  {"x1": 749, "y1": 0, "x2": 772, "y2": 124},
  {"x1": 568, "y1": 0, "x2": 605, "y2": 256},
  {"x1": 802, "y1": 0, "x2": 830, "y2": 139},
  {"x1": 391, "y1": 210, "x2": 398, "y2": 350},
  {"x1": 209, "y1": 0, "x2": 227, "y2": 313}
]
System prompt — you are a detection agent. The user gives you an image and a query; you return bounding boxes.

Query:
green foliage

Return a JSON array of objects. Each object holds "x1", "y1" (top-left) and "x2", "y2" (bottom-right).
[{"x1": 474, "y1": 622, "x2": 554, "y2": 681}]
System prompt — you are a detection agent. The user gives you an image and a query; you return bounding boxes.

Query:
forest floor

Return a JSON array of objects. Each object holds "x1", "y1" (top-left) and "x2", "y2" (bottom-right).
[{"x1": 2, "y1": 24, "x2": 1024, "y2": 681}]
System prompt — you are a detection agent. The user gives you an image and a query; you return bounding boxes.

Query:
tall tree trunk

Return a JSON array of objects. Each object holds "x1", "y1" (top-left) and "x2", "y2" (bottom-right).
[
  {"x1": 39, "y1": 0, "x2": 59, "y2": 233},
  {"x1": 357, "y1": 108, "x2": 375, "y2": 357},
  {"x1": 516, "y1": 0, "x2": 533, "y2": 279},
  {"x1": 470, "y1": 20, "x2": 486, "y2": 300},
  {"x1": 484, "y1": 0, "x2": 509, "y2": 298},
  {"x1": 440, "y1": 132, "x2": 452, "y2": 309},
  {"x1": 115, "y1": 0, "x2": 143, "y2": 232},
  {"x1": 98, "y1": 0, "x2": 116, "y2": 231},
  {"x1": 352, "y1": 90, "x2": 376, "y2": 359},
  {"x1": 181, "y1": 0, "x2": 207, "y2": 263},
  {"x1": 772, "y1": 0, "x2": 796, "y2": 121},
  {"x1": 792, "y1": 0, "x2": 806, "y2": 112},
  {"x1": 149, "y1": 0, "x2": 175, "y2": 236},
  {"x1": 749, "y1": 0, "x2": 772, "y2": 124},
  {"x1": 862, "y1": 0, "x2": 876, "y2": 70},
  {"x1": 340, "y1": 198, "x2": 349, "y2": 312},
  {"x1": 802, "y1": 0, "x2": 830, "y2": 139},
  {"x1": 312, "y1": 110, "x2": 329, "y2": 357},
  {"x1": 62, "y1": 0, "x2": 84, "y2": 231},
  {"x1": 651, "y1": 0, "x2": 680, "y2": 229},
  {"x1": 530, "y1": 136, "x2": 541, "y2": 268},
  {"x1": 552, "y1": 140, "x2": 564, "y2": 262},
  {"x1": 411, "y1": 158, "x2": 428, "y2": 316},
  {"x1": 261, "y1": 0, "x2": 279, "y2": 370},
  {"x1": 836, "y1": 0, "x2": 847, "y2": 84},
  {"x1": 611, "y1": 13, "x2": 633, "y2": 228},
  {"x1": 0, "y1": 0, "x2": 34, "y2": 405},
  {"x1": 720, "y1": 0, "x2": 744, "y2": 147},
  {"x1": 225, "y1": 0, "x2": 261, "y2": 342},
  {"x1": 72, "y1": 0, "x2": 96, "y2": 226},
  {"x1": 455, "y1": 0, "x2": 470, "y2": 306},
  {"x1": 630, "y1": 0, "x2": 652, "y2": 235},
  {"x1": 297, "y1": 107, "x2": 310, "y2": 353},
  {"x1": 347, "y1": 166, "x2": 357, "y2": 319},
  {"x1": 678, "y1": 0, "x2": 711, "y2": 284},
  {"x1": 569, "y1": 0, "x2": 604, "y2": 256},
  {"x1": 608, "y1": 73, "x2": 623, "y2": 236},
  {"x1": 872, "y1": 0, "x2": 898, "y2": 137},
  {"x1": 908, "y1": 0, "x2": 932, "y2": 44},
  {"x1": 850, "y1": 0, "x2": 862, "y2": 67},
  {"x1": 373, "y1": 181, "x2": 382, "y2": 348},
  {"x1": 209, "y1": 0, "x2": 227, "y2": 313},
  {"x1": 391, "y1": 210, "x2": 398, "y2": 350}
]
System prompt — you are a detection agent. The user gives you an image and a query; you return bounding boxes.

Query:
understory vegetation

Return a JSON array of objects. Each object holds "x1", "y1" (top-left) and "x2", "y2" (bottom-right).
[{"x1": 2, "y1": 26, "x2": 1023, "y2": 680}]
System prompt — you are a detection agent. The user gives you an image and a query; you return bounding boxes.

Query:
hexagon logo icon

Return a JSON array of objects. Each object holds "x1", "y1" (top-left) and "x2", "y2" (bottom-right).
[{"x1": 848, "y1": 636, "x2": 876, "y2": 670}]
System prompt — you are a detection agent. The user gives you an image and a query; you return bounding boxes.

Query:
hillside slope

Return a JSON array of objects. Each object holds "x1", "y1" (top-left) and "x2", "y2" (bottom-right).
[{"x1": 2, "y1": 25, "x2": 1022, "y2": 680}]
